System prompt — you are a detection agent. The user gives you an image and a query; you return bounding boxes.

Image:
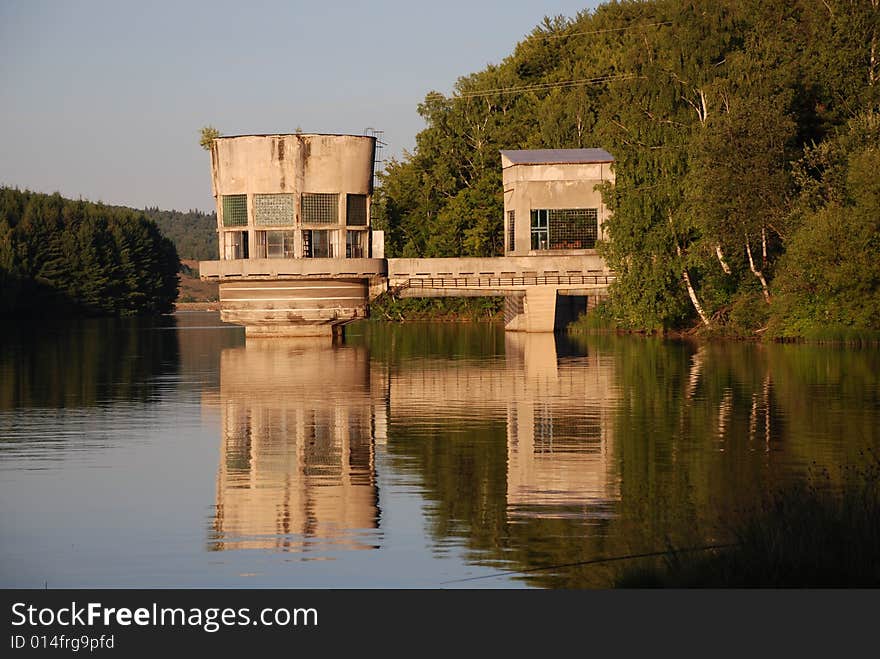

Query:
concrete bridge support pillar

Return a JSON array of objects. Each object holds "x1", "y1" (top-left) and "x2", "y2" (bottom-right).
[{"x1": 504, "y1": 286, "x2": 558, "y2": 333}]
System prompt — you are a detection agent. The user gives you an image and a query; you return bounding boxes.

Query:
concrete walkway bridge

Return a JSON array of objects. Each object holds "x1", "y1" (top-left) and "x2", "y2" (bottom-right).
[{"x1": 200, "y1": 253, "x2": 614, "y2": 336}]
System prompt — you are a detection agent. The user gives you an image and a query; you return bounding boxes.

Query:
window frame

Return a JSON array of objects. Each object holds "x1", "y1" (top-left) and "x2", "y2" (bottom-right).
[{"x1": 530, "y1": 209, "x2": 549, "y2": 251}]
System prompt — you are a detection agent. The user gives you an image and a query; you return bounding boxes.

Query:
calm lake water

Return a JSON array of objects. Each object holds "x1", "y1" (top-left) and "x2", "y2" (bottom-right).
[{"x1": 1, "y1": 312, "x2": 878, "y2": 588}]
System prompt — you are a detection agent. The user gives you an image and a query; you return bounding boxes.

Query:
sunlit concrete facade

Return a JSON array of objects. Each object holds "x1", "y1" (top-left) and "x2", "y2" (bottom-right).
[
  {"x1": 200, "y1": 139, "x2": 617, "y2": 335},
  {"x1": 501, "y1": 149, "x2": 614, "y2": 256},
  {"x1": 203, "y1": 133, "x2": 382, "y2": 336},
  {"x1": 210, "y1": 133, "x2": 376, "y2": 260}
]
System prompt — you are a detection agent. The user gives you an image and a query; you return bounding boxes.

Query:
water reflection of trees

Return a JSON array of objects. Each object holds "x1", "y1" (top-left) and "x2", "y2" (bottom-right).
[
  {"x1": 211, "y1": 339, "x2": 382, "y2": 553},
  {"x1": 381, "y1": 330, "x2": 880, "y2": 588},
  {"x1": 383, "y1": 332, "x2": 621, "y2": 587},
  {"x1": 0, "y1": 316, "x2": 182, "y2": 410}
]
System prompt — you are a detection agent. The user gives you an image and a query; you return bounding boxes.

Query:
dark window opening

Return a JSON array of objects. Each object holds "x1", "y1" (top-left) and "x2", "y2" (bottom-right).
[
  {"x1": 346, "y1": 194, "x2": 368, "y2": 226},
  {"x1": 224, "y1": 231, "x2": 249, "y2": 259},
  {"x1": 530, "y1": 209, "x2": 549, "y2": 250},
  {"x1": 507, "y1": 210, "x2": 516, "y2": 253},
  {"x1": 346, "y1": 231, "x2": 365, "y2": 258},
  {"x1": 302, "y1": 229, "x2": 333, "y2": 258}
]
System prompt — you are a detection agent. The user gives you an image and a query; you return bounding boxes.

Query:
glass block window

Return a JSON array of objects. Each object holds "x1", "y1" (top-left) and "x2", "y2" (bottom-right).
[
  {"x1": 507, "y1": 210, "x2": 515, "y2": 253},
  {"x1": 254, "y1": 193, "x2": 294, "y2": 226},
  {"x1": 302, "y1": 193, "x2": 338, "y2": 224},
  {"x1": 222, "y1": 194, "x2": 248, "y2": 227},
  {"x1": 549, "y1": 208, "x2": 598, "y2": 249},
  {"x1": 531, "y1": 208, "x2": 598, "y2": 250},
  {"x1": 346, "y1": 194, "x2": 368, "y2": 226}
]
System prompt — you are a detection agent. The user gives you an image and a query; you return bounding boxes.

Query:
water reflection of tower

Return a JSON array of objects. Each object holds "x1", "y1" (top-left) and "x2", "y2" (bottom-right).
[
  {"x1": 211, "y1": 339, "x2": 384, "y2": 553},
  {"x1": 504, "y1": 334, "x2": 619, "y2": 519},
  {"x1": 386, "y1": 331, "x2": 620, "y2": 522}
]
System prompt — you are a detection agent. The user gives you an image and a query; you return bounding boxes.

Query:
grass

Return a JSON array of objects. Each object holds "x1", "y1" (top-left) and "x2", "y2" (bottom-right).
[
  {"x1": 369, "y1": 293, "x2": 502, "y2": 322},
  {"x1": 776, "y1": 326, "x2": 880, "y2": 345},
  {"x1": 616, "y1": 453, "x2": 880, "y2": 587},
  {"x1": 566, "y1": 300, "x2": 620, "y2": 334}
]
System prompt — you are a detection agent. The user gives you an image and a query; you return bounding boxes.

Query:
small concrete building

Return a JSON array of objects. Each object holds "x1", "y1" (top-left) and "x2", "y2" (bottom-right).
[
  {"x1": 202, "y1": 133, "x2": 387, "y2": 336},
  {"x1": 501, "y1": 148, "x2": 614, "y2": 256},
  {"x1": 210, "y1": 133, "x2": 377, "y2": 261}
]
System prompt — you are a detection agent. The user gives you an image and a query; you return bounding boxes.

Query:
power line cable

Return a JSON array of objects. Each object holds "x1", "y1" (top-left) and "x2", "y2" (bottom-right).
[
  {"x1": 451, "y1": 73, "x2": 642, "y2": 100},
  {"x1": 539, "y1": 20, "x2": 673, "y2": 40},
  {"x1": 440, "y1": 542, "x2": 738, "y2": 585},
  {"x1": 439, "y1": 21, "x2": 673, "y2": 101}
]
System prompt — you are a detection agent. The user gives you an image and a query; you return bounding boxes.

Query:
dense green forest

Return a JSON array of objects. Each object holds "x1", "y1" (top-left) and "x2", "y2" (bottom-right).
[
  {"x1": 375, "y1": 0, "x2": 880, "y2": 337},
  {"x1": 142, "y1": 207, "x2": 218, "y2": 261},
  {"x1": 0, "y1": 187, "x2": 180, "y2": 317}
]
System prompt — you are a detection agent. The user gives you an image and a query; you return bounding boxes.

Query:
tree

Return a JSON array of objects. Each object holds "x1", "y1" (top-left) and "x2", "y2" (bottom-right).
[
  {"x1": 376, "y1": 0, "x2": 878, "y2": 334},
  {"x1": 771, "y1": 113, "x2": 880, "y2": 335},
  {"x1": 0, "y1": 187, "x2": 180, "y2": 317},
  {"x1": 199, "y1": 126, "x2": 220, "y2": 151}
]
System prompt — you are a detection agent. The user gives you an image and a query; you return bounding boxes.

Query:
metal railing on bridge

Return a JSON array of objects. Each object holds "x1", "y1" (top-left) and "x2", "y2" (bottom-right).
[{"x1": 393, "y1": 273, "x2": 616, "y2": 292}]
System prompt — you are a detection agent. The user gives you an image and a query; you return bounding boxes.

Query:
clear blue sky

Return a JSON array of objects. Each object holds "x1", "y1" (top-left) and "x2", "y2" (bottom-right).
[{"x1": 0, "y1": 0, "x2": 602, "y2": 212}]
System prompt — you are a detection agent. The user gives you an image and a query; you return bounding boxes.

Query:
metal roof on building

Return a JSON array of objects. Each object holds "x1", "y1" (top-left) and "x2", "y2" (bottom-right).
[{"x1": 500, "y1": 148, "x2": 614, "y2": 165}]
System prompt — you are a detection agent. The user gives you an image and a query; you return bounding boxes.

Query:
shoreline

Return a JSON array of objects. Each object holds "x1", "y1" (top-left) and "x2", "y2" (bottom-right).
[
  {"x1": 173, "y1": 301, "x2": 220, "y2": 312},
  {"x1": 167, "y1": 304, "x2": 879, "y2": 344}
]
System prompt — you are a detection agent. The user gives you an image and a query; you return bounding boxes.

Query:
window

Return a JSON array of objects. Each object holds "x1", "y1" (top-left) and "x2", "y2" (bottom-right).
[
  {"x1": 254, "y1": 193, "x2": 294, "y2": 226},
  {"x1": 222, "y1": 195, "x2": 248, "y2": 227},
  {"x1": 346, "y1": 231, "x2": 365, "y2": 258},
  {"x1": 507, "y1": 210, "x2": 516, "y2": 253},
  {"x1": 256, "y1": 230, "x2": 296, "y2": 258},
  {"x1": 302, "y1": 230, "x2": 333, "y2": 258},
  {"x1": 223, "y1": 231, "x2": 249, "y2": 259},
  {"x1": 549, "y1": 209, "x2": 598, "y2": 249},
  {"x1": 346, "y1": 194, "x2": 368, "y2": 226},
  {"x1": 530, "y1": 208, "x2": 598, "y2": 250},
  {"x1": 530, "y1": 210, "x2": 549, "y2": 250},
  {"x1": 302, "y1": 193, "x2": 338, "y2": 224}
]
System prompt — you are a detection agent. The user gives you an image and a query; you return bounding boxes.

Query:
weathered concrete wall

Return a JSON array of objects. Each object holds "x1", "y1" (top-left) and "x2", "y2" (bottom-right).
[
  {"x1": 200, "y1": 257, "x2": 386, "y2": 280},
  {"x1": 211, "y1": 134, "x2": 374, "y2": 198},
  {"x1": 219, "y1": 279, "x2": 369, "y2": 336}
]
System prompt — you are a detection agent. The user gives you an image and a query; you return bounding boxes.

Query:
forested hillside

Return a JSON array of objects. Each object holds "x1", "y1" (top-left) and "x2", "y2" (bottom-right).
[
  {"x1": 142, "y1": 207, "x2": 218, "y2": 261},
  {"x1": 376, "y1": 0, "x2": 880, "y2": 336},
  {"x1": 0, "y1": 188, "x2": 180, "y2": 317}
]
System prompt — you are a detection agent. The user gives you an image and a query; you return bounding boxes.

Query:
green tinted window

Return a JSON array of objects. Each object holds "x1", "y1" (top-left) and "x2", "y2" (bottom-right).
[{"x1": 222, "y1": 195, "x2": 248, "y2": 227}]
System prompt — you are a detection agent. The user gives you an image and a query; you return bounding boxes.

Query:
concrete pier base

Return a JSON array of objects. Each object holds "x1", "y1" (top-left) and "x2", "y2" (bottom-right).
[
  {"x1": 505, "y1": 286, "x2": 558, "y2": 332},
  {"x1": 245, "y1": 323, "x2": 345, "y2": 339}
]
